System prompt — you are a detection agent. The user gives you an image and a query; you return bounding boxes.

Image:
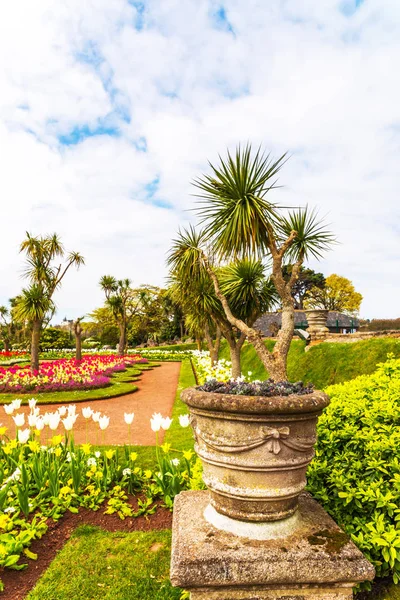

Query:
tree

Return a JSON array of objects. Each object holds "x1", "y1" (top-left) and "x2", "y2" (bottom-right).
[
  {"x1": 282, "y1": 266, "x2": 325, "y2": 309},
  {"x1": 0, "y1": 305, "x2": 12, "y2": 351},
  {"x1": 305, "y1": 274, "x2": 362, "y2": 314},
  {"x1": 99, "y1": 277, "x2": 153, "y2": 354},
  {"x1": 170, "y1": 145, "x2": 334, "y2": 381},
  {"x1": 169, "y1": 228, "x2": 278, "y2": 377},
  {"x1": 15, "y1": 233, "x2": 85, "y2": 372},
  {"x1": 73, "y1": 318, "x2": 85, "y2": 361}
]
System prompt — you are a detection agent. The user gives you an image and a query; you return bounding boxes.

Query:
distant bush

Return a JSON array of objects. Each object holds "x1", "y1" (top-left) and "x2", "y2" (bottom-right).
[
  {"x1": 360, "y1": 318, "x2": 400, "y2": 332},
  {"x1": 307, "y1": 355, "x2": 400, "y2": 583}
]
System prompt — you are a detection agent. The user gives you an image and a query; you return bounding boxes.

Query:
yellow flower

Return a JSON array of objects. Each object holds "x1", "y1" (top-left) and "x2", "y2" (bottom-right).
[
  {"x1": 144, "y1": 469, "x2": 152, "y2": 479},
  {"x1": 81, "y1": 443, "x2": 91, "y2": 455},
  {"x1": 3, "y1": 445, "x2": 12, "y2": 455},
  {"x1": 183, "y1": 450, "x2": 194, "y2": 461},
  {"x1": 34, "y1": 429, "x2": 41, "y2": 437},
  {"x1": 9, "y1": 439, "x2": 17, "y2": 449},
  {"x1": 28, "y1": 440, "x2": 40, "y2": 453},
  {"x1": 161, "y1": 443, "x2": 171, "y2": 454},
  {"x1": 54, "y1": 447, "x2": 62, "y2": 457},
  {"x1": 51, "y1": 435, "x2": 63, "y2": 446},
  {"x1": 0, "y1": 426, "x2": 7, "y2": 436},
  {"x1": 129, "y1": 452, "x2": 138, "y2": 462},
  {"x1": 0, "y1": 514, "x2": 10, "y2": 530},
  {"x1": 59, "y1": 486, "x2": 71, "y2": 497},
  {"x1": 105, "y1": 449, "x2": 115, "y2": 460},
  {"x1": 95, "y1": 471, "x2": 103, "y2": 480}
]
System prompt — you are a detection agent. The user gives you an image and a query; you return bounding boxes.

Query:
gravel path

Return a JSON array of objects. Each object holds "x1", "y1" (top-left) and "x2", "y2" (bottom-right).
[{"x1": 1, "y1": 362, "x2": 182, "y2": 446}]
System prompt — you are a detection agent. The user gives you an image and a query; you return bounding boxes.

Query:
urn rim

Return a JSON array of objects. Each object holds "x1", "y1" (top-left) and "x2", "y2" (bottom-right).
[{"x1": 181, "y1": 387, "x2": 329, "y2": 415}]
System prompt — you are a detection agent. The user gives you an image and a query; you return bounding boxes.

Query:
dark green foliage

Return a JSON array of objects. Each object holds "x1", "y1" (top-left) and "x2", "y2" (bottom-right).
[{"x1": 40, "y1": 327, "x2": 74, "y2": 350}]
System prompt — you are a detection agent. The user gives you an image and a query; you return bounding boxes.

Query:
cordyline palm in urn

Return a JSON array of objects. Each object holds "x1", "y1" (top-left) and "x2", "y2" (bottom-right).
[
  {"x1": 169, "y1": 146, "x2": 335, "y2": 524},
  {"x1": 170, "y1": 145, "x2": 334, "y2": 382},
  {"x1": 15, "y1": 233, "x2": 85, "y2": 372}
]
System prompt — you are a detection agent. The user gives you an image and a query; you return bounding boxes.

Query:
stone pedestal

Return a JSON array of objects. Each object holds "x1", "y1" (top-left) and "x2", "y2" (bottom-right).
[
  {"x1": 305, "y1": 309, "x2": 330, "y2": 342},
  {"x1": 170, "y1": 491, "x2": 374, "y2": 600}
]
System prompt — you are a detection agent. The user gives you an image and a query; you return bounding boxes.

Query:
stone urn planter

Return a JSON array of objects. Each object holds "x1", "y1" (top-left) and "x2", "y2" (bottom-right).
[
  {"x1": 305, "y1": 308, "x2": 329, "y2": 341},
  {"x1": 181, "y1": 388, "x2": 329, "y2": 522}
]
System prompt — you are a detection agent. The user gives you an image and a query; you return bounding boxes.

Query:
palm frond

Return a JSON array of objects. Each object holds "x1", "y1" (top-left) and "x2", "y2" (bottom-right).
[
  {"x1": 277, "y1": 207, "x2": 336, "y2": 261},
  {"x1": 192, "y1": 144, "x2": 287, "y2": 258}
]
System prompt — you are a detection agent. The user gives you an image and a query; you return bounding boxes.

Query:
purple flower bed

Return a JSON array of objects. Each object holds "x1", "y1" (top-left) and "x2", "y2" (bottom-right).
[{"x1": 197, "y1": 379, "x2": 314, "y2": 397}]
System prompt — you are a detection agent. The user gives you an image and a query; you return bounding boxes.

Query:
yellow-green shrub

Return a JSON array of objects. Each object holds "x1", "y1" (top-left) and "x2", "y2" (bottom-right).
[{"x1": 307, "y1": 355, "x2": 400, "y2": 583}]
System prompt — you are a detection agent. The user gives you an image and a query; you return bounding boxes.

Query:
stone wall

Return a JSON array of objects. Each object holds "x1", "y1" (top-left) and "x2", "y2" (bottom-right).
[{"x1": 325, "y1": 330, "x2": 400, "y2": 344}]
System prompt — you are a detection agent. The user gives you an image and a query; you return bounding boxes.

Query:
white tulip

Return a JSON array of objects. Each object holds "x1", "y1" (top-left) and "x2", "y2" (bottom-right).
[
  {"x1": 28, "y1": 398, "x2": 37, "y2": 410},
  {"x1": 28, "y1": 414, "x2": 37, "y2": 428},
  {"x1": 179, "y1": 414, "x2": 190, "y2": 428},
  {"x1": 43, "y1": 413, "x2": 51, "y2": 426},
  {"x1": 58, "y1": 406, "x2": 67, "y2": 417},
  {"x1": 48, "y1": 413, "x2": 61, "y2": 431},
  {"x1": 18, "y1": 428, "x2": 30, "y2": 444},
  {"x1": 12, "y1": 413, "x2": 25, "y2": 427},
  {"x1": 62, "y1": 416, "x2": 75, "y2": 431},
  {"x1": 124, "y1": 412, "x2": 134, "y2": 425},
  {"x1": 11, "y1": 399, "x2": 22, "y2": 410},
  {"x1": 35, "y1": 416, "x2": 45, "y2": 431},
  {"x1": 99, "y1": 415, "x2": 110, "y2": 430},
  {"x1": 92, "y1": 411, "x2": 101, "y2": 423},
  {"x1": 82, "y1": 407, "x2": 93, "y2": 419},
  {"x1": 67, "y1": 405, "x2": 76, "y2": 416},
  {"x1": 161, "y1": 417, "x2": 173, "y2": 431},
  {"x1": 4, "y1": 404, "x2": 14, "y2": 415},
  {"x1": 150, "y1": 412, "x2": 163, "y2": 432}
]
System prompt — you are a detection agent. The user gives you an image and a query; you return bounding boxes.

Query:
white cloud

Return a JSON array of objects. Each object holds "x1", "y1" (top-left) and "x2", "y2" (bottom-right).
[{"x1": 0, "y1": 0, "x2": 399, "y2": 319}]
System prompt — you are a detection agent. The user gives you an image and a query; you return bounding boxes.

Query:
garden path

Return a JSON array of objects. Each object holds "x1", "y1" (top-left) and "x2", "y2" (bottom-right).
[{"x1": 2, "y1": 362, "x2": 182, "y2": 446}]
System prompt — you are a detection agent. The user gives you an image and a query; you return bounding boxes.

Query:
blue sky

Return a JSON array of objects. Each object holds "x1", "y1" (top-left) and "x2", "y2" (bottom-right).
[{"x1": 0, "y1": 0, "x2": 399, "y2": 319}]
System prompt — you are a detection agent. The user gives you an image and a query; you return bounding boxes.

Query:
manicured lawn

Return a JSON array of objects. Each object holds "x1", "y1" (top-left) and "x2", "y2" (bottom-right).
[
  {"x1": 0, "y1": 363, "x2": 158, "y2": 405},
  {"x1": 164, "y1": 359, "x2": 195, "y2": 451},
  {"x1": 26, "y1": 527, "x2": 182, "y2": 600},
  {"x1": 218, "y1": 337, "x2": 400, "y2": 388}
]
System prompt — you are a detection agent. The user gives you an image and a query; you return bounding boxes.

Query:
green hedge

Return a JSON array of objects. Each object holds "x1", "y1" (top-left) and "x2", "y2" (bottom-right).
[
  {"x1": 219, "y1": 337, "x2": 400, "y2": 388},
  {"x1": 307, "y1": 355, "x2": 400, "y2": 584}
]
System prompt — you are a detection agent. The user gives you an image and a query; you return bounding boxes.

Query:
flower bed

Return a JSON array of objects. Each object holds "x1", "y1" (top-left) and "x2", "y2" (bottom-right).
[
  {"x1": 0, "y1": 355, "x2": 147, "y2": 394},
  {"x1": 0, "y1": 399, "x2": 197, "y2": 592},
  {"x1": 0, "y1": 351, "x2": 29, "y2": 363}
]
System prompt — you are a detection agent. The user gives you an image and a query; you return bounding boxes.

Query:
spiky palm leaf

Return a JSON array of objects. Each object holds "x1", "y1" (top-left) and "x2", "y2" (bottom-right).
[
  {"x1": 193, "y1": 144, "x2": 287, "y2": 258},
  {"x1": 14, "y1": 285, "x2": 54, "y2": 322},
  {"x1": 277, "y1": 207, "x2": 336, "y2": 261},
  {"x1": 167, "y1": 226, "x2": 209, "y2": 281},
  {"x1": 220, "y1": 259, "x2": 278, "y2": 322}
]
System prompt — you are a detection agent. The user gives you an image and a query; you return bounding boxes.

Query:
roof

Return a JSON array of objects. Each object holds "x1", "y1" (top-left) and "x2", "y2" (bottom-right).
[{"x1": 254, "y1": 311, "x2": 359, "y2": 335}]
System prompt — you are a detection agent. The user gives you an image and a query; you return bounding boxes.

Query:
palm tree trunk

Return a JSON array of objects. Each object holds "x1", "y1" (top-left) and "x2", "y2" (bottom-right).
[
  {"x1": 3, "y1": 339, "x2": 11, "y2": 352},
  {"x1": 117, "y1": 322, "x2": 126, "y2": 355},
  {"x1": 204, "y1": 324, "x2": 221, "y2": 366},
  {"x1": 31, "y1": 319, "x2": 41, "y2": 372},
  {"x1": 196, "y1": 337, "x2": 202, "y2": 351},
  {"x1": 75, "y1": 332, "x2": 82, "y2": 362}
]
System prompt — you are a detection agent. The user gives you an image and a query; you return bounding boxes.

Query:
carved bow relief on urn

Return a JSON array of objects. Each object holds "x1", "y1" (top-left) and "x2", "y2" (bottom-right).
[{"x1": 190, "y1": 416, "x2": 315, "y2": 455}]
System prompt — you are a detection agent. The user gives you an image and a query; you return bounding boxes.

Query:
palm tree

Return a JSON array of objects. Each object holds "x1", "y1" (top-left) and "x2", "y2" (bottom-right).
[
  {"x1": 168, "y1": 228, "x2": 278, "y2": 377},
  {"x1": 0, "y1": 305, "x2": 12, "y2": 351},
  {"x1": 15, "y1": 233, "x2": 85, "y2": 372},
  {"x1": 171, "y1": 145, "x2": 334, "y2": 382},
  {"x1": 99, "y1": 277, "x2": 151, "y2": 355}
]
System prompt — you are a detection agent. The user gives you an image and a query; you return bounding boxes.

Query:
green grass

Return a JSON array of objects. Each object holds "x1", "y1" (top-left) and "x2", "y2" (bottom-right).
[
  {"x1": 0, "y1": 364, "x2": 159, "y2": 405},
  {"x1": 26, "y1": 526, "x2": 182, "y2": 600},
  {"x1": 164, "y1": 359, "x2": 195, "y2": 451},
  {"x1": 219, "y1": 337, "x2": 400, "y2": 389}
]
